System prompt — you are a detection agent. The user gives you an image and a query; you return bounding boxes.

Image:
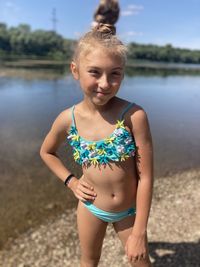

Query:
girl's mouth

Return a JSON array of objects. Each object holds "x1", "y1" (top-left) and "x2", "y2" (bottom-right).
[{"x1": 96, "y1": 91, "x2": 109, "y2": 97}]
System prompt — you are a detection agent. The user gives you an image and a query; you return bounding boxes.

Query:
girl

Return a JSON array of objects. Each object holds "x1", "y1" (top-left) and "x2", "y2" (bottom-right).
[{"x1": 40, "y1": 23, "x2": 153, "y2": 267}]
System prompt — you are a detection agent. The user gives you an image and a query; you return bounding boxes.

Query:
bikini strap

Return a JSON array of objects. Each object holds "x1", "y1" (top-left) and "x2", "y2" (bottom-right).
[
  {"x1": 71, "y1": 105, "x2": 76, "y2": 126},
  {"x1": 120, "y1": 103, "x2": 135, "y2": 120}
]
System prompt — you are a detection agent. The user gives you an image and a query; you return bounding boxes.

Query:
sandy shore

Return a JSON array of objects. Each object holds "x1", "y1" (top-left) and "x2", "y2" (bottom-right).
[{"x1": 0, "y1": 169, "x2": 199, "y2": 267}]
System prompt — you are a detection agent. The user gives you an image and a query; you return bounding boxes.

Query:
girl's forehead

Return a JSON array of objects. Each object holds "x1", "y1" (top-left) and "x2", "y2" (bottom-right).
[
  {"x1": 85, "y1": 46, "x2": 116, "y2": 57},
  {"x1": 80, "y1": 47, "x2": 124, "y2": 67}
]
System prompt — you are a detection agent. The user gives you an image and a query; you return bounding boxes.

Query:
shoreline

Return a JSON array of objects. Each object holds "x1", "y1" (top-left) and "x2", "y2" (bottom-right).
[
  {"x1": 0, "y1": 168, "x2": 199, "y2": 266},
  {"x1": 1, "y1": 61, "x2": 200, "y2": 80}
]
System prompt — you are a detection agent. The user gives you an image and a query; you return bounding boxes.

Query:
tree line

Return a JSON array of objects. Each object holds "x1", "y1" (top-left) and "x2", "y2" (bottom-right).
[
  {"x1": 1, "y1": 23, "x2": 200, "y2": 64},
  {"x1": 0, "y1": 23, "x2": 74, "y2": 60},
  {"x1": 127, "y1": 43, "x2": 200, "y2": 64}
]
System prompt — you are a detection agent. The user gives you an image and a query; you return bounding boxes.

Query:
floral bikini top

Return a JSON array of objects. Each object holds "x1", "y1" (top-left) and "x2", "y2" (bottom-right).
[{"x1": 67, "y1": 103, "x2": 136, "y2": 166}]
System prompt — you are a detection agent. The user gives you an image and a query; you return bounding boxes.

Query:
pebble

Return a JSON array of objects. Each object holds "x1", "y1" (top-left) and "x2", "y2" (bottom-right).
[{"x1": 0, "y1": 169, "x2": 200, "y2": 267}]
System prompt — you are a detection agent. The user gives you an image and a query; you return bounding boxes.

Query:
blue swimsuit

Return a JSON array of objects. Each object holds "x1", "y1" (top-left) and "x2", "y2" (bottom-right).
[
  {"x1": 67, "y1": 102, "x2": 136, "y2": 222},
  {"x1": 67, "y1": 103, "x2": 136, "y2": 167}
]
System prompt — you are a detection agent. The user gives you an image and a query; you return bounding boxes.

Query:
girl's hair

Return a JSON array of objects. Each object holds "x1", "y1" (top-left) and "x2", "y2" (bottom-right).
[
  {"x1": 73, "y1": 23, "x2": 127, "y2": 65},
  {"x1": 93, "y1": 0, "x2": 120, "y2": 25}
]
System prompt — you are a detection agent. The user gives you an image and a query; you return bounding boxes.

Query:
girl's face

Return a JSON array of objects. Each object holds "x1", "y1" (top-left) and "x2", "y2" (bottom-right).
[{"x1": 71, "y1": 47, "x2": 125, "y2": 106}]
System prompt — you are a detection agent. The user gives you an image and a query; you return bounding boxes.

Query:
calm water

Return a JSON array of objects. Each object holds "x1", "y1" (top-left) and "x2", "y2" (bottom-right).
[
  {"x1": 0, "y1": 74, "x2": 200, "y2": 176},
  {"x1": 0, "y1": 72, "x2": 200, "y2": 248}
]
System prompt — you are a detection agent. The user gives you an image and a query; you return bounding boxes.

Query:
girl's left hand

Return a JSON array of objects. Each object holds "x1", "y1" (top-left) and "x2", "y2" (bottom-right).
[{"x1": 125, "y1": 231, "x2": 148, "y2": 263}]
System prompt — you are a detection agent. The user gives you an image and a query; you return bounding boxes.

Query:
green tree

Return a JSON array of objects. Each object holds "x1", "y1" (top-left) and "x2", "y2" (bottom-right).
[
  {"x1": 8, "y1": 24, "x2": 31, "y2": 54},
  {"x1": 0, "y1": 23, "x2": 10, "y2": 52}
]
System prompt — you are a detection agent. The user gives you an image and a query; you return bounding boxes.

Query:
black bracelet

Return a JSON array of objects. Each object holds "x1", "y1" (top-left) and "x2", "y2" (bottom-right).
[{"x1": 64, "y1": 174, "x2": 75, "y2": 186}]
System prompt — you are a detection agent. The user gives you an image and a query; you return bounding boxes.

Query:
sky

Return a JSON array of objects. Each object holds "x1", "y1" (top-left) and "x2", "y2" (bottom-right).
[{"x1": 0, "y1": 0, "x2": 200, "y2": 50}]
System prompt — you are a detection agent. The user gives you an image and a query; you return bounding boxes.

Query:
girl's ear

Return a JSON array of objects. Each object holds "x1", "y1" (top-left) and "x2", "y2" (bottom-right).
[{"x1": 70, "y1": 61, "x2": 79, "y2": 80}]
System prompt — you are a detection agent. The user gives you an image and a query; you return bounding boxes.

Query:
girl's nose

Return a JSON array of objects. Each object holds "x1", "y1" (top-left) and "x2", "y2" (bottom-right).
[{"x1": 99, "y1": 75, "x2": 110, "y2": 89}]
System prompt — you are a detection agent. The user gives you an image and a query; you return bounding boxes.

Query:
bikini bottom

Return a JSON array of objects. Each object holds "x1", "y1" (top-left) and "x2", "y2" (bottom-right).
[{"x1": 84, "y1": 201, "x2": 136, "y2": 223}]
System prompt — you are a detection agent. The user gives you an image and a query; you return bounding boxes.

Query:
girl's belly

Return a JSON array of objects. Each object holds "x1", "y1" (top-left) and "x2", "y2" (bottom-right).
[{"x1": 82, "y1": 158, "x2": 138, "y2": 212}]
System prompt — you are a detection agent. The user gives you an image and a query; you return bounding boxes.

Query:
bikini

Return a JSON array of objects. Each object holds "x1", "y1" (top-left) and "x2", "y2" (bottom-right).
[{"x1": 67, "y1": 103, "x2": 136, "y2": 223}]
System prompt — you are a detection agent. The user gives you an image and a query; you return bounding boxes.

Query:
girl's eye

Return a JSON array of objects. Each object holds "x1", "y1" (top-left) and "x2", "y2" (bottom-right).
[
  {"x1": 88, "y1": 70, "x2": 99, "y2": 75},
  {"x1": 112, "y1": 72, "x2": 121, "y2": 76}
]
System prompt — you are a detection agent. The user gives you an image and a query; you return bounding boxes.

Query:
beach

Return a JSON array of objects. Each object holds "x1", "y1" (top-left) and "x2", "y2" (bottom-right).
[{"x1": 0, "y1": 168, "x2": 199, "y2": 267}]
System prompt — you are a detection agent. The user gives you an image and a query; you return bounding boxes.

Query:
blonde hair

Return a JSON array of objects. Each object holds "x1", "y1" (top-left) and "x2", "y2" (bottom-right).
[{"x1": 73, "y1": 23, "x2": 127, "y2": 65}]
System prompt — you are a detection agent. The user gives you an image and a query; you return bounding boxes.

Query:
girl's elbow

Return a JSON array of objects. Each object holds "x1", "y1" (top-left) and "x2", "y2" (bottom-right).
[
  {"x1": 39, "y1": 149, "x2": 44, "y2": 161},
  {"x1": 39, "y1": 147, "x2": 57, "y2": 161},
  {"x1": 39, "y1": 146, "x2": 46, "y2": 161}
]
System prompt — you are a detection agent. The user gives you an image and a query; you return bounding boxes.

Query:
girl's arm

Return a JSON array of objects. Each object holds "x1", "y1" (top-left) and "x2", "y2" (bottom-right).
[
  {"x1": 125, "y1": 107, "x2": 153, "y2": 263},
  {"x1": 40, "y1": 110, "x2": 96, "y2": 201},
  {"x1": 131, "y1": 108, "x2": 153, "y2": 235}
]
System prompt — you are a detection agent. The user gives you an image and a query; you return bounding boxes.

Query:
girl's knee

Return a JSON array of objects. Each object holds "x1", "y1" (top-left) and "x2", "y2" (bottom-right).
[
  {"x1": 80, "y1": 255, "x2": 100, "y2": 267},
  {"x1": 131, "y1": 258, "x2": 152, "y2": 267}
]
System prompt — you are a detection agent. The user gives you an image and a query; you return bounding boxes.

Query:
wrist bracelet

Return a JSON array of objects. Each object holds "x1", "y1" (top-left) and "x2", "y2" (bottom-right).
[{"x1": 64, "y1": 174, "x2": 75, "y2": 186}]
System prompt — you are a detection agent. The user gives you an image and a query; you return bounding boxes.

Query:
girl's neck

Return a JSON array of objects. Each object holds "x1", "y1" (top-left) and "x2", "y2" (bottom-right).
[{"x1": 81, "y1": 97, "x2": 117, "y2": 114}]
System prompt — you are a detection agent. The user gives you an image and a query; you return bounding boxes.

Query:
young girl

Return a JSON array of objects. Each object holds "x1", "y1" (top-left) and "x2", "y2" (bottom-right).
[{"x1": 40, "y1": 23, "x2": 153, "y2": 267}]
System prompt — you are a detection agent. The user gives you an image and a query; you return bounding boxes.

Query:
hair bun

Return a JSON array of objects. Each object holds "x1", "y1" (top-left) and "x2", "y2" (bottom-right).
[
  {"x1": 93, "y1": 0, "x2": 120, "y2": 25},
  {"x1": 94, "y1": 23, "x2": 116, "y2": 35}
]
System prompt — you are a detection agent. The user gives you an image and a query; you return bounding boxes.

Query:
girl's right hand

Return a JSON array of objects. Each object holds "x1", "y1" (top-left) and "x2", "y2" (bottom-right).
[{"x1": 68, "y1": 175, "x2": 97, "y2": 202}]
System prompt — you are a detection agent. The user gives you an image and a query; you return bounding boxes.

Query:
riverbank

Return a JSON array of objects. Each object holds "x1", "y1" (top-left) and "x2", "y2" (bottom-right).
[
  {"x1": 0, "y1": 169, "x2": 199, "y2": 267},
  {"x1": 1, "y1": 60, "x2": 200, "y2": 80}
]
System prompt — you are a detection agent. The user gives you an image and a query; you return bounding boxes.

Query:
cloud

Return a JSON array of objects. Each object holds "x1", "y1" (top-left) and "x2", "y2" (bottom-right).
[
  {"x1": 74, "y1": 31, "x2": 82, "y2": 38},
  {"x1": 121, "y1": 31, "x2": 143, "y2": 37},
  {"x1": 119, "y1": 31, "x2": 144, "y2": 43},
  {"x1": 5, "y1": 1, "x2": 14, "y2": 8},
  {"x1": 121, "y1": 4, "x2": 144, "y2": 17},
  {"x1": 0, "y1": 1, "x2": 21, "y2": 26},
  {"x1": 126, "y1": 31, "x2": 143, "y2": 36},
  {"x1": 5, "y1": 1, "x2": 20, "y2": 12}
]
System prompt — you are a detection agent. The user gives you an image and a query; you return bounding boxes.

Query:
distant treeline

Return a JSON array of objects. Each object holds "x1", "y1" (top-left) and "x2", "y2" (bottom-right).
[
  {"x1": 1, "y1": 22, "x2": 200, "y2": 64},
  {"x1": 0, "y1": 23, "x2": 75, "y2": 60},
  {"x1": 127, "y1": 43, "x2": 200, "y2": 64}
]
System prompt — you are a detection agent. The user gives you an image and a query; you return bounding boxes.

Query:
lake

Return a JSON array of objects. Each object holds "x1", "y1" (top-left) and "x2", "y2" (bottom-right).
[{"x1": 0, "y1": 69, "x2": 200, "y2": 248}]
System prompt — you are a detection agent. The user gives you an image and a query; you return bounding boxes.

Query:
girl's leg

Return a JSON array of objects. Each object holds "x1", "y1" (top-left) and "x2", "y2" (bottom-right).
[
  {"x1": 113, "y1": 216, "x2": 151, "y2": 267},
  {"x1": 77, "y1": 201, "x2": 108, "y2": 267}
]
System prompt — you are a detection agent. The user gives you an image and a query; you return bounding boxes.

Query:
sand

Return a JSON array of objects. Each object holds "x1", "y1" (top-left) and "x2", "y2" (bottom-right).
[{"x1": 0, "y1": 169, "x2": 199, "y2": 267}]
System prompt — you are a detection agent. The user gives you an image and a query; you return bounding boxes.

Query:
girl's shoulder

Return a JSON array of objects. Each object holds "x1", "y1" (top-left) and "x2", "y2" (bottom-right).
[
  {"x1": 51, "y1": 106, "x2": 75, "y2": 134},
  {"x1": 117, "y1": 98, "x2": 148, "y2": 130},
  {"x1": 128, "y1": 104, "x2": 148, "y2": 124},
  {"x1": 127, "y1": 105, "x2": 150, "y2": 138},
  {"x1": 116, "y1": 97, "x2": 145, "y2": 119}
]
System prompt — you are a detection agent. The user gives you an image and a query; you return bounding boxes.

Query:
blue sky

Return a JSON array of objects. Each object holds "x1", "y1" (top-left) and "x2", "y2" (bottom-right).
[{"x1": 0, "y1": 0, "x2": 200, "y2": 50}]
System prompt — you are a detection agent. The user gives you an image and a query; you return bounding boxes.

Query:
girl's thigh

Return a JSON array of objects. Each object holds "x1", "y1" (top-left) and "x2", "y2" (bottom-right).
[
  {"x1": 113, "y1": 216, "x2": 151, "y2": 267},
  {"x1": 113, "y1": 214, "x2": 136, "y2": 247},
  {"x1": 77, "y1": 201, "x2": 108, "y2": 260}
]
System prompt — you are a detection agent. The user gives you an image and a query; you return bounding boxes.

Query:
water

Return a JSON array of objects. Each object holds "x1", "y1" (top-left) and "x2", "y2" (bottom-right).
[
  {"x1": 0, "y1": 72, "x2": 200, "y2": 248},
  {"x1": 0, "y1": 74, "x2": 199, "y2": 176},
  {"x1": 119, "y1": 76, "x2": 200, "y2": 174}
]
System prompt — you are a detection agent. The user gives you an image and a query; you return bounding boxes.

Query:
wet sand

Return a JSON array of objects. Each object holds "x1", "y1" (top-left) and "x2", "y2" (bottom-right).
[
  {"x1": 0, "y1": 168, "x2": 199, "y2": 266},
  {"x1": 0, "y1": 144, "x2": 82, "y2": 249}
]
